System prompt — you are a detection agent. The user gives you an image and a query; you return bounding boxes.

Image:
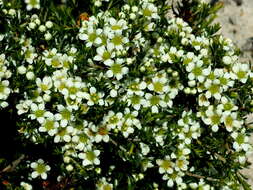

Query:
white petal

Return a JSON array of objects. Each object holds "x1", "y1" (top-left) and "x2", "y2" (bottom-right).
[
  {"x1": 31, "y1": 171, "x2": 39, "y2": 178},
  {"x1": 94, "y1": 55, "x2": 102, "y2": 61},
  {"x1": 41, "y1": 173, "x2": 47, "y2": 180},
  {"x1": 106, "y1": 70, "x2": 113, "y2": 78},
  {"x1": 79, "y1": 34, "x2": 88, "y2": 40}
]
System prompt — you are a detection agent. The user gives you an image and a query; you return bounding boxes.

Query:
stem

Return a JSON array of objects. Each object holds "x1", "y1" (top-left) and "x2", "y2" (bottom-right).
[
  {"x1": 185, "y1": 171, "x2": 219, "y2": 182},
  {"x1": 0, "y1": 154, "x2": 25, "y2": 173}
]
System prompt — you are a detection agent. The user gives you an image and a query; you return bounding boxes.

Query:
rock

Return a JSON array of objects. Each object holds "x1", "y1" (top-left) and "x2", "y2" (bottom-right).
[
  {"x1": 242, "y1": 37, "x2": 253, "y2": 51},
  {"x1": 233, "y1": 0, "x2": 243, "y2": 6}
]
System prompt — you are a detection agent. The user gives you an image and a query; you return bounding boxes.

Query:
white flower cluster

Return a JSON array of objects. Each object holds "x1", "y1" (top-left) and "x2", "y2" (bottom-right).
[
  {"x1": 1, "y1": 0, "x2": 253, "y2": 189},
  {"x1": 0, "y1": 54, "x2": 11, "y2": 108}
]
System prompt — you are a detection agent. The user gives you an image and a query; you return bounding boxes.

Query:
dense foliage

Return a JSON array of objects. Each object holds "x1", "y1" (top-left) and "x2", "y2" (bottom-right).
[{"x1": 0, "y1": 0, "x2": 253, "y2": 189}]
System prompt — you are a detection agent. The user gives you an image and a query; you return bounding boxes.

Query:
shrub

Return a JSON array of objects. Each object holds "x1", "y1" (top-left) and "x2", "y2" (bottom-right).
[{"x1": 0, "y1": 0, "x2": 253, "y2": 189}]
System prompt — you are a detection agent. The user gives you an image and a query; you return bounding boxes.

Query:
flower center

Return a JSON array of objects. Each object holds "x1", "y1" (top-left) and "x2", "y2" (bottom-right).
[
  {"x1": 103, "y1": 184, "x2": 112, "y2": 190},
  {"x1": 153, "y1": 82, "x2": 163, "y2": 92},
  {"x1": 111, "y1": 35, "x2": 122, "y2": 46},
  {"x1": 86, "y1": 151, "x2": 96, "y2": 161},
  {"x1": 211, "y1": 114, "x2": 221, "y2": 125},
  {"x1": 236, "y1": 134, "x2": 245, "y2": 144},
  {"x1": 161, "y1": 160, "x2": 171, "y2": 170},
  {"x1": 102, "y1": 51, "x2": 111, "y2": 60},
  {"x1": 224, "y1": 102, "x2": 233, "y2": 111},
  {"x1": 88, "y1": 33, "x2": 97, "y2": 42},
  {"x1": 61, "y1": 109, "x2": 71, "y2": 120},
  {"x1": 36, "y1": 164, "x2": 46, "y2": 174},
  {"x1": 192, "y1": 67, "x2": 202, "y2": 76},
  {"x1": 225, "y1": 116, "x2": 233, "y2": 126},
  {"x1": 0, "y1": 83, "x2": 5, "y2": 93},
  {"x1": 150, "y1": 95, "x2": 160, "y2": 105},
  {"x1": 143, "y1": 8, "x2": 152, "y2": 17},
  {"x1": 130, "y1": 95, "x2": 141, "y2": 105},
  {"x1": 35, "y1": 109, "x2": 45, "y2": 118},
  {"x1": 111, "y1": 63, "x2": 122, "y2": 74},
  {"x1": 209, "y1": 84, "x2": 220, "y2": 95},
  {"x1": 111, "y1": 25, "x2": 122, "y2": 30},
  {"x1": 44, "y1": 120, "x2": 54, "y2": 130},
  {"x1": 237, "y1": 71, "x2": 246, "y2": 79},
  {"x1": 109, "y1": 116, "x2": 119, "y2": 124}
]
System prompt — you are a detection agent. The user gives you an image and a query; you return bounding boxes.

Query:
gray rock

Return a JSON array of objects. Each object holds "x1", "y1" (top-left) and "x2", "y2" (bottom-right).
[{"x1": 233, "y1": 0, "x2": 243, "y2": 6}]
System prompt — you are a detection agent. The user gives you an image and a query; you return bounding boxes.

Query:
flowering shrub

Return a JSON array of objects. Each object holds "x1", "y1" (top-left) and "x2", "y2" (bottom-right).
[{"x1": 0, "y1": 0, "x2": 253, "y2": 189}]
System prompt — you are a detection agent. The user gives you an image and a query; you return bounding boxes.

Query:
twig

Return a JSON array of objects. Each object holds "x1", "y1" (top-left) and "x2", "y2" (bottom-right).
[
  {"x1": 110, "y1": 139, "x2": 127, "y2": 152},
  {"x1": 185, "y1": 171, "x2": 219, "y2": 182},
  {"x1": 0, "y1": 154, "x2": 25, "y2": 173}
]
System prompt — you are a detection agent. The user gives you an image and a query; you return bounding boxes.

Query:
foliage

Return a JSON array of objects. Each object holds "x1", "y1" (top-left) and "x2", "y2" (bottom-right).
[{"x1": 0, "y1": 0, "x2": 253, "y2": 189}]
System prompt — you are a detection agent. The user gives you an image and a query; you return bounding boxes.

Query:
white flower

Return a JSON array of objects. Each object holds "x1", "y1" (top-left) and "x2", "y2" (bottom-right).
[
  {"x1": 44, "y1": 32, "x2": 52, "y2": 40},
  {"x1": 28, "y1": 22, "x2": 36, "y2": 30},
  {"x1": 144, "y1": 93, "x2": 167, "y2": 113},
  {"x1": 78, "y1": 149, "x2": 100, "y2": 166},
  {"x1": 38, "y1": 25, "x2": 46, "y2": 32},
  {"x1": 25, "y1": 0, "x2": 40, "y2": 11},
  {"x1": 20, "y1": 182, "x2": 33, "y2": 190},
  {"x1": 103, "y1": 111, "x2": 123, "y2": 129},
  {"x1": 30, "y1": 159, "x2": 50, "y2": 180},
  {"x1": 79, "y1": 27, "x2": 103, "y2": 47},
  {"x1": 231, "y1": 63, "x2": 250, "y2": 83},
  {"x1": 61, "y1": 77, "x2": 86, "y2": 100},
  {"x1": 141, "y1": 3, "x2": 159, "y2": 20},
  {"x1": 22, "y1": 46, "x2": 38, "y2": 64},
  {"x1": 96, "y1": 178, "x2": 113, "y2": 190},
  {"x1": 119, "y1": 121, "x2": 134, "y2": 138},
  {"x1": 108, "y1": 17, "x2": 127, "y2": 33},
  {"x1": 162, "y1": 171, "x2": 184, "y2": 187},
  {"x1": 219, "y1": 72, "x2": 234, "y2": 91},
  {"x1": 108, "y1": 34, "x2": 129, "y2": 50},
  {"x1": 36, "y1": 76, "x2": 53, "y2": 94},
  {"x1": 54, "y1": 126, "x2": 73, "y2": 143},
  {"x1": 189, "y1": 179, "x2": 212, "y2": 190},
  {"x1": 175, "y1": 157, "x2": 189, "y2": 171},
  {"x1": 222, "y1": 56, "x2": 232, "y2": 65},
  {"x1": 217, "y1": 97, "x2": 238, "y2": 112},
  {"x1": 83, "y1": 87, "x2": 104, "y2": 106},
  {"x1": 125, "y1": 94, "x2": 145, "y2": 110},
  {"x1": 110, "y1": 89, "x2": 117, "y2": 97},
  {"x1": 94, "y1": 125, "x2": 110, "y2": 143},
  {"x1": 26, "y1": 71, "x2": 35, "y2": 80},
  {"x1": 186, "y1": 61, "x2": 210, "y2": 82},
  {"x1": 140, "y1": 143, "x2": 150, "y2": 155},
  {"x1": 94, "y1": 44, "x2": 115, "y2": 65},
  {"x1": 45, "y1": 21, "x2": 53, "y2": 28},
  {"x1": 66, "y1": 164, "x2": 74, "y2": 171},
  {"x1": 29, "y1": 103, "x2": 46, "y2": 123},
  {"x1": 147, "y1": 75, "x2": 168, "y2": 94},
  {"x1": 156, "y1": 155, "x2": 174, "y2": 174},
  {"x1": 202, "y1": 106, "x2": 222, "y2": 132},
  {"x1": 127, "y1": 79, "x2": 146, "y2": 96},
  {"x1": 231, "y1": 132, "x2": 250, "y2": 152},
  {"x1": 222, "y1": 112, "x2": 242, "y2": 132},
  {"x1": 54, "y1": 105, "x2": 73, "y2": 127},
  {"x1": 198, "y1": 94, "x2": 210, "y2": 107},
  {"x1": 204, "y1": 79, "x2": 222, "y2": 100},
  {"x1": 17, "y1": 65, "x2": 27, "y2": 74},
  {"x1": 0, "y1": 80, "x2": 11, "y2": 101},
  {"x1": 0, "y1": 54, "x2": 8, "y2": 78},
  {"x1": 39, "y1": 113, "x2": 59, "y2": 136},
  {"x1": 106, "y1": 58, "x2": 129, "y2": 80},
  {"x1": 124, "y1": 108, "x2": 142, "y2": 129}
]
